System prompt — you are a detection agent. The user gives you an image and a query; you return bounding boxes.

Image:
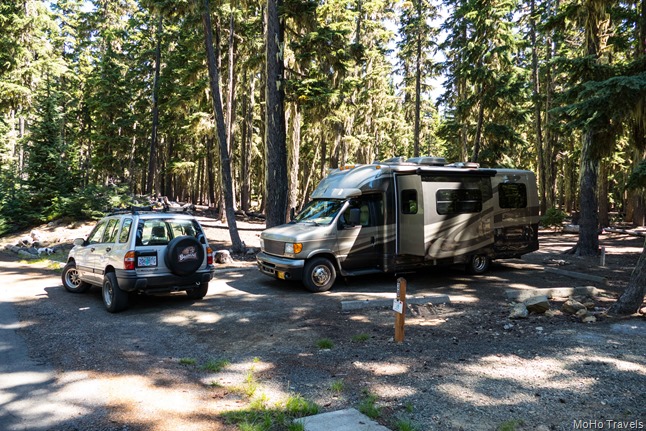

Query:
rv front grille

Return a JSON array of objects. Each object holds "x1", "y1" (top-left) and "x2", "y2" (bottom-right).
[{"x1": 263, "y1": 239, "x2": 285, "y2": 256}]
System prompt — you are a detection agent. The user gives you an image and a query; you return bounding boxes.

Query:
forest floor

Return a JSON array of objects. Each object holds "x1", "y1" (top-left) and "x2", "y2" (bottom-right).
[{"x1": 0, "y1": 217, "x2": 645, "y2": 431}]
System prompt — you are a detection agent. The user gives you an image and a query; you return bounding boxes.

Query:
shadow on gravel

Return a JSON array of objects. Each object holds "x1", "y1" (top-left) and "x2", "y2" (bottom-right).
[{"x1": 4, "y1": 245, "x2": 646, "y2": 431}]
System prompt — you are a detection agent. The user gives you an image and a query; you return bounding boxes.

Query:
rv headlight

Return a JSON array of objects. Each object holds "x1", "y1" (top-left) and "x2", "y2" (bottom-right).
[{"x1": 284, "y1": 242, "x2": 303, "y2": 254}]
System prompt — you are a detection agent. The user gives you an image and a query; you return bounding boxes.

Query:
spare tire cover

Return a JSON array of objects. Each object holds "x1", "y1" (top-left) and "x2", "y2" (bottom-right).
[{"x1": 165, "y1": 236, "x2": 205, "y2": 276}]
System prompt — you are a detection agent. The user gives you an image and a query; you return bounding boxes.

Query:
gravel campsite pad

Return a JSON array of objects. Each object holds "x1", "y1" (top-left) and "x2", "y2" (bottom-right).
[{"x1": 1, "y1": 221, "x2": 645, "y2": 431}]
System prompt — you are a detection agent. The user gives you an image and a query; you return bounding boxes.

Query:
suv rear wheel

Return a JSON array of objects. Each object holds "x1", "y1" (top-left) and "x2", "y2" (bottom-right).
[
  {"x1": 186, "y1": 282, "x2": 209, "y2": 299},
  {"x1": 103, "y1": 272, "x2": 130, "y2": 313},
  {"x1": 61, "y1": 262, "x2": 91, "y2": 293}
]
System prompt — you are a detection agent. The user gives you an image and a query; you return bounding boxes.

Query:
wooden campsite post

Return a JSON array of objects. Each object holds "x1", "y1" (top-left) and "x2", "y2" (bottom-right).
[{"x1": 394, "y1": 277, "x2": 407, "y2": 343}]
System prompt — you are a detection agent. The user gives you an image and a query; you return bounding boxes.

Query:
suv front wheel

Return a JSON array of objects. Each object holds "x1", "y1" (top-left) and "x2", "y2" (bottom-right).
[
  {"x1": 103, "y1": 272, "x2": 130, "y2": 313},
  {"x1": 62, "y1": 262, "x2": 91, "y2": 293}
]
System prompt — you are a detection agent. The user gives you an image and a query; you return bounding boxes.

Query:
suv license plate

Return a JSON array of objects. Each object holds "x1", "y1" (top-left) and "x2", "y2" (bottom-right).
[{"x1": 138, "y1": 256, "x2": 157, "y2": 267}]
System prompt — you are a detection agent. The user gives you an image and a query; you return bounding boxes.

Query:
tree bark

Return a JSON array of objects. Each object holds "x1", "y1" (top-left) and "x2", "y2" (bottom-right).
[
  {"x1": 577, "y1": 132, "x2": 600, "y2": 255},
  {"x1": 530, "y1": 0, "x2": 546, "y2": 215},
  {"x1": 226, "y1": 6, "x2": 237, "y2": 210},
  {"x1": 288, "y1": 102, "x2": 301, "y2": 214},
  {"x1": 608, "y1": 239, "x2": 646, "y2": 314},
  {"x1": 202, "y1": 0, "x2": 244, "y2": 252},
  {"x1": 598, "y1": 160, "x2": 609, "y2": 227},
  {"x1": 413, "y1": 0, "x2": 422, "y2": 158},
  {"x1": 146, "y1": 14, "x2": 163, "y2": 195},
  {"x1": 264, "y1": 0, "x2": 289, "y2": 228},
  {"x1": 240, "y1": 72, "x2": 255, "y2": 212},
  {"x1": 471, "y1": 89, "x2": 485, "y2": 163}
]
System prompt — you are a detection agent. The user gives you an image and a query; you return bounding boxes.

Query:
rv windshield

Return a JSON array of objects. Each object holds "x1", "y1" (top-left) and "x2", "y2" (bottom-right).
[{"x1": 294, "y1": 199, "x2": 344, "y2": 225}]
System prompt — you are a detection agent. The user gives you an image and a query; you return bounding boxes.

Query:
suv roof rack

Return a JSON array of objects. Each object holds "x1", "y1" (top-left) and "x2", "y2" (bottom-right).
[
  {"x1": 107, "y1": 205, "x2": 195, "y2": 216},
  {"x1": 107, "y1": 206, "x2": 154, "y2": 215}
]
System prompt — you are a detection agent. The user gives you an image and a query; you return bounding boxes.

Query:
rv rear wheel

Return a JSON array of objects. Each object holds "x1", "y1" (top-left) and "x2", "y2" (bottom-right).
[
  {"x1": 466, "y1": 254, "x2": 491, "y2": 275},
  {"x1": 303, "y1": 257, "x2": 336, "y2": 292}
]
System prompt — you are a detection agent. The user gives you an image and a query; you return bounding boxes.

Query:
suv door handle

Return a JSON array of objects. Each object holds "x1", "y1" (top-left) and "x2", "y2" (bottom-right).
[
  {"x1": 106, "y1": 247, "x2": 112, "y2": 252},
  {"x1": 90, "y1": 247, "x2": 95, "y2": 252}
]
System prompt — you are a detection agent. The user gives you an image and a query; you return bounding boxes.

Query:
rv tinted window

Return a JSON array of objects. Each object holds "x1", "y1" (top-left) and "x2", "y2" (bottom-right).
[
  {"x1": 499, "y1": 183, "x2": 527, "y2": 208},
  {"x1": 401, "y1": 190, "x2": 418, "y2": 214},
  {"x1": 436, "y1": 189, "x2": 482, "y2": 215}
]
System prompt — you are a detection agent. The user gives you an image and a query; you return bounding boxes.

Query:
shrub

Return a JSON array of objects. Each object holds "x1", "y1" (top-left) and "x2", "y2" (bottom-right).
[{"x1": 540, "y1": 207, "x2": 566, "y2": 230}]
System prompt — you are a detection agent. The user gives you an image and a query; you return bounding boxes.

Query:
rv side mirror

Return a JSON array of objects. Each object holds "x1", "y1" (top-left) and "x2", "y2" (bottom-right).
[{"x1": 348, "y1": 208, "x2": 361, "y2": 226}]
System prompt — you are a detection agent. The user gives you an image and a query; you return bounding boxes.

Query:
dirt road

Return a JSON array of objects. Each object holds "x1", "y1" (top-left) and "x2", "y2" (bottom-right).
[{"x1": 1, "y1": 230, "x2": 645, "y2": 431}]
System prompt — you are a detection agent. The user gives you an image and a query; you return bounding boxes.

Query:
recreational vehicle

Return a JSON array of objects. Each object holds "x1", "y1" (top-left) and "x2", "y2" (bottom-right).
[{"x1": 256, "y1": 157, "x2": 539, "y2": 292}]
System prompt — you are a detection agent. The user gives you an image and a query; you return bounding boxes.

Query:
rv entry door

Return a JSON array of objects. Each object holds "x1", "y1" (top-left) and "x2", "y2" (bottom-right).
[{"x1": 395, "y1": 174, "x2": 425, "y2": 256}]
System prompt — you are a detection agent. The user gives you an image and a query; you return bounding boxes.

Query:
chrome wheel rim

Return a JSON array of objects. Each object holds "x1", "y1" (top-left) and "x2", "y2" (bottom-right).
[
  {"x1": 311, "y1": 265, "x2": 332, "y2": 287},
  {"x1": 103, "y1": 283, "x2": 113, "y2": 307},
  {"x1": 66, "y1": 269, "x2": 81, "y2": 288},
  {"x1": 473, "y1": 255, "x2": 488, "y2": 272}
]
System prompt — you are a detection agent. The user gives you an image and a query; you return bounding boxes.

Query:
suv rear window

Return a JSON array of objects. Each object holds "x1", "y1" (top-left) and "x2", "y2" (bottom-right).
[{"x1": 136, "y1": 218, "x2": 203, "y2": 246}]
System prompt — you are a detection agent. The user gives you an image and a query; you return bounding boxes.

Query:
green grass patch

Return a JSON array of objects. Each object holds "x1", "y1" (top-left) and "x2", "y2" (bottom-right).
[
  {"x1": 358, "y1": 391, "x2": 381, "y2": 419},
  {"x1": 230, "y1": 370, "x2": 259, "y2": 398},
  {"x1": 498, "y1": 419, "x2": 524, "y2": 431},
  {"x1": 329, "y1": 379, "x2": 345, "y2": 393},
  {"x1": 222, "y1": 393, "x2": 318, "y2": 431},
  {"x1": 351, "y1": 333, "x2": 370, "y2": 343},
  {"x1": 178, "y1": 357, "x2": 197, "y2": 366},
  {"x1": 395, "y1": 418, "x2": 418, "y2": 431},
  {"x1": 315, "y1": 338, "x2": 334, "y2": 349},
  {"x1": 203, "y1": 359, "x2": 230, "y2": 372},
  {"x1": 404, "y1": 401, "x2": 414, "y2": 413}
]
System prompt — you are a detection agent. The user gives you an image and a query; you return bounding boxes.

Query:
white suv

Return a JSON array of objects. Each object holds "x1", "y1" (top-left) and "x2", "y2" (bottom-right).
[{"x1": 62, "y1": 207, "x2": 215, "y2": 312}]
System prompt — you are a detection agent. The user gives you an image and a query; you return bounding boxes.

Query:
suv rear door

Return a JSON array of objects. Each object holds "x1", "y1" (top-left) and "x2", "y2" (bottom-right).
[{"x1": 93, "y1": 218, "x2": 121, "y2": 279}]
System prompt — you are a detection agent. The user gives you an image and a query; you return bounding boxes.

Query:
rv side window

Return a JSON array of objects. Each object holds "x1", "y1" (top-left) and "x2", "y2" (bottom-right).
[
  {"x1": 499, "y1": 183, "x2": 527, "y2": 208},
  {"x1": 436, "y1": 189, "x2": 482, "y2": 215},
  {"x1": 401, "y1": 190, "x2": 418, "y2": 214}
]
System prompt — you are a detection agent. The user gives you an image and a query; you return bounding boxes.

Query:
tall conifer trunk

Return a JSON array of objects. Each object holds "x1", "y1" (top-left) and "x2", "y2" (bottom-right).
[
  {"x1": 576, "y1": 0, "x2": 607, "y2": 256},
  {"x1": 201, "y1": 0, "x2": 244, "y2": 252},
  {"x1": 264, "y1": 0, "x2": 288, "y2": 228},
  {"x1": 147, "y1": 14, "x2": 162, "y2": 195}
]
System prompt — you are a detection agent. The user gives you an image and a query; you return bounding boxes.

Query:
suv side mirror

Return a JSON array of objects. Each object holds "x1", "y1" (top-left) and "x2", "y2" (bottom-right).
[
  {"x1": 348, "y1": 208, "x2": 361, "y2": 226},
  {"x1": 73, "y1": 238, "x2": 86, "y2": 246}
]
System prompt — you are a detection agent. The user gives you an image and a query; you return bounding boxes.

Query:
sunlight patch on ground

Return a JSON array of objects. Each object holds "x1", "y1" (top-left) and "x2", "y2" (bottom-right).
[
  {"x1": 436, "y1": 352, "x2": 610, "y2": 407},
  {"x1": 567, "y1": 353, "x2": 646, "y2": 376},
  {"x1": 96, "y1": 372, "x2": 231, "y2": 431},
  {"x1": 464, "y1": 355, "x2": 581, "y2": 384},
  {"x1": 436, "y1": 382, "x2": 538, "y2": 406},
  {"x1": 445, "y1": 294, "x2": 479, "y2": 303},
  {"x1": 370, "y1": 383, "x2": 417, "y2": 399},
  {"x1": 352, "y1": 361, "x2": 409, "y2": 376}
]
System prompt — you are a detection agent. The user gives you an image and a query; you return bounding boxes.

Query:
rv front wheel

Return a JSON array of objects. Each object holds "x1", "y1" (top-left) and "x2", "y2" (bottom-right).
[
  {"x1": 303, "y1": 257, "x2": 336, "y2": 292},
  {"x1": 466, "y1": 254, "x2": 491, "y2": 275}
]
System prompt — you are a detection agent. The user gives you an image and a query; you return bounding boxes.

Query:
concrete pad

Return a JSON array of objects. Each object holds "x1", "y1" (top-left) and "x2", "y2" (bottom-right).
[
  {"x1": 341, "y1": 294, "x2": 450, "y2": 311},
  {"x1": 544, "y1": 267, "x2": 607, "y2": 285},
  {"x1": 294, "y1": 408, "x2": 392, "y2": 431}
]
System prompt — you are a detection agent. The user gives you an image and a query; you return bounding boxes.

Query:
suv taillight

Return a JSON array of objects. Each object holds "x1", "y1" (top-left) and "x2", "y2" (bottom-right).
[
  {"x1": 124, "y1": 251, "x2": 136, "y2": 270},
  {"x1": 207, "y1": 247, "x2": 213, "y2": 265}
]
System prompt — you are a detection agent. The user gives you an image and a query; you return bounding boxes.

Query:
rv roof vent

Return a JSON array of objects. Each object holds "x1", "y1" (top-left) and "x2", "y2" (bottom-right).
[
  {"x1": 407, "y1": 156, "x2": 446, "y2": 166},
  {"x1": 447, "y1": 162, "x2": 480, "y2": 168},
  {"x1": 380, "y1": 156, "x2": 407, "y2": 165}
]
